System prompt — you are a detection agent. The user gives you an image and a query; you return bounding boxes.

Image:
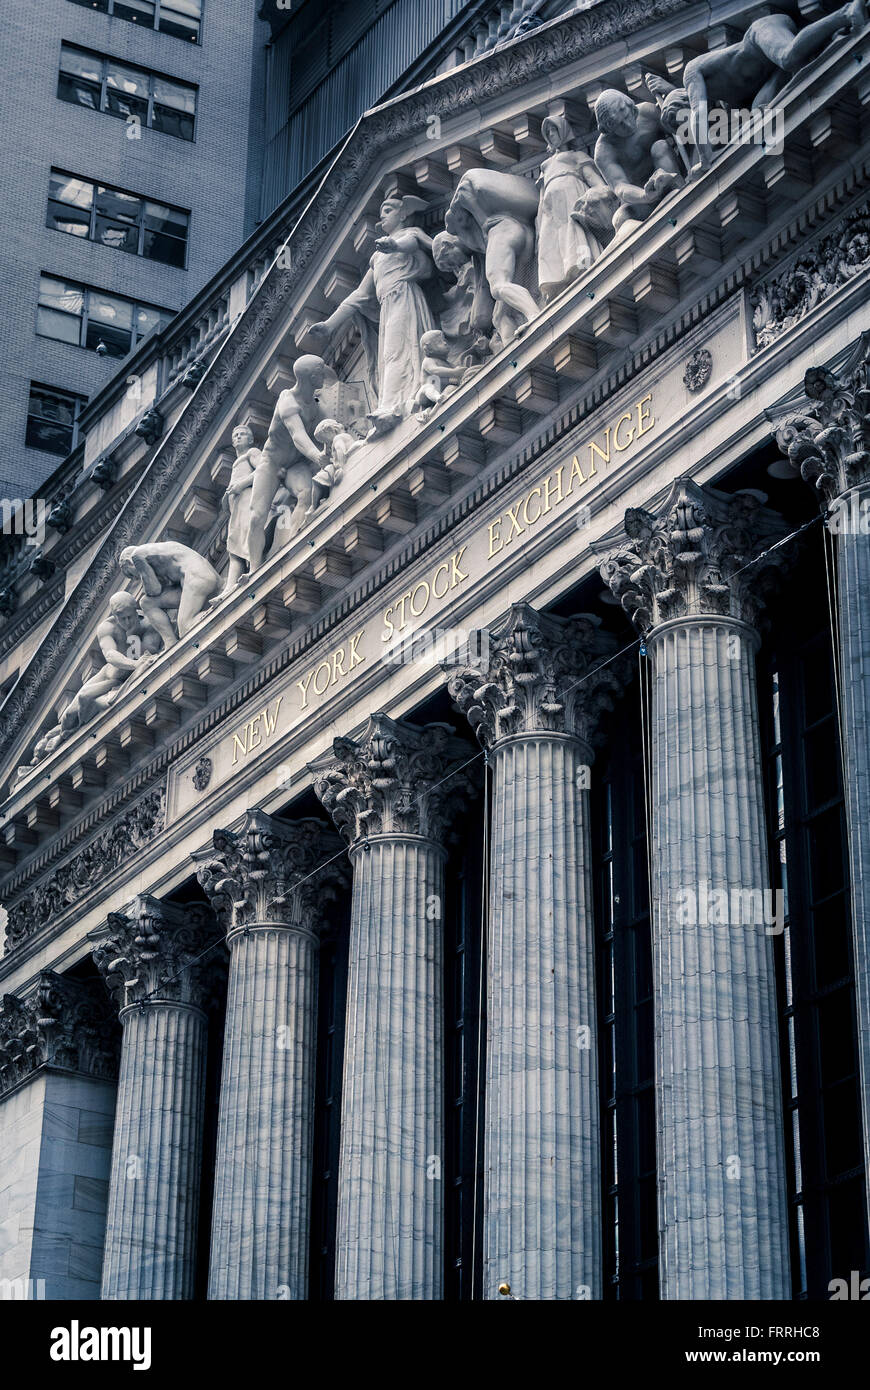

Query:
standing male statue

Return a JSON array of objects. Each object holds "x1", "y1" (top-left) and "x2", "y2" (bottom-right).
[
  {"x1": 443, "y1": 169, "x2": 541, "y2": 347},
  {"x1": 244, "y1": 354, "x2": 332, "y2": 569}
]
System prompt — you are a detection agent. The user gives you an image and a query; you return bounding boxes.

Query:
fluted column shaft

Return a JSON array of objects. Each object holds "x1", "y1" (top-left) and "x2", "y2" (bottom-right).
[
  {"x1": 101, "y1": 1000, "x2": 207, "y2": 1299},
  {"x1": 335, "y1": 833, "x2": 445, "y2": 1300},
  {"x1": 485, "y1": 731, "x2": 601, "y2": 1301},
  {"x1": 208, "y1": 922, "x2": 318, "y2": 1299},
  {"x1": 833, "y1": 489, "x2": 870, "y2": 1199},
  {"x1": 649, "y1": 616, "x2": 790, "y2": 1299}
]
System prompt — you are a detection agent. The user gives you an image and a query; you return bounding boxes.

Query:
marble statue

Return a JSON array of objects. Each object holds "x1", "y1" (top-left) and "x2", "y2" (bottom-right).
[
  {"x1": 16, "y1": 592, "x2": 161, "y2": 780},
  {"x1": 444, "y1": 169, "x2": 540, "y2": 347},
  {"x1": 245, "y1": 354, "x2": 331, "y2": 567},
  {"x1": 219, "y1": 423, "x2": 262, "y2": 596},
  {"x1": 61, "y1": 592, "x2": 161, "y2": 729},
  {"x1": 536, "y1": 115, "x2": 611, "y2": 298},
  {"x1": 306, "y1": 195, "x2": 437, "y2": 437},
  {"x1": 119, "y1": 542, "x2": 222, "y2": 649},
  {"x1": 307, "y1": 418, "x2": 360, "y2": 514},
  {"x1": 681, "y1": 4, "x2": 866, "y2": 168},
  {"x1": 411, "y1": 329, "x2": 474, "y2": 417},
  {"x1": 431, "y1": 231, "x2": 494, "y2": 363},
  {"x1": 593, "y1": 88, "x2": 683, "y2": 234}
]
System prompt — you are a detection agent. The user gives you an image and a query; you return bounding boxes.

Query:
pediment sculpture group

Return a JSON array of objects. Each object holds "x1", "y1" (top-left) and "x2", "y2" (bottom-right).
[{"x1": 16, "y1": 5, "x2": 866, "y2": 784}]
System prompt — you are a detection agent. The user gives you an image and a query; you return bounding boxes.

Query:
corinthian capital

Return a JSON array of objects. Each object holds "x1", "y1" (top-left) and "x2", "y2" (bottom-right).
[
  {"x1": 90, "y1": 895, "x2": 225, "y2": 1012},
  {"x1": 0, "y1": 971, "x2": 119, "y2": 1097},
  {"x1": 773, "y1": 340, "x2": 870, "y2": 503},
  {"x1": 311, "y1": 713, "x2": 476, "y2": 846},
  {"x1": 193, "y1": 810, "x2": 347, "y2": 936},
  {"x1": 446, "y1": 603, "x2": 625, "y2": 749},
  {"x1": 600, "y1": 477, "x2": 787, "y2": 634}
]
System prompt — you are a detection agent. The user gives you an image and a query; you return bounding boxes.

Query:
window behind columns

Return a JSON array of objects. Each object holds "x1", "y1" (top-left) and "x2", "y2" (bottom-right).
[
  {"x1": 443, "y1": 801, "x2": 486, "y2": 1301},
  {"x1": 760, "y1": 571, "x2": 870, "y2": 1299},
  {"x1": 592, "y1": 686, "x2": 658, "y2": 1300},
  {"x1": 309, "y1": 912, "x2": 350, "y2": 1300}
]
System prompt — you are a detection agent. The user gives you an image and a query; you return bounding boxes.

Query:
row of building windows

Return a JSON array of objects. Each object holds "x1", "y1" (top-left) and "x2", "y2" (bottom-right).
[
  {"x1": 37, "y1": 274, "x2": 173, "y2": 358},
  {"x1": 23, "y1": 37, "x2": 198, "y2": 455},
  {"x1": 47, "y1": 169, "x2": 189, "y2": 267},
  {"x1": 67, "y1": 0, "x2": 202, "y2": 44},
  {"x1": 59, "y1": 42, "x2": 197, "y2": 140}
]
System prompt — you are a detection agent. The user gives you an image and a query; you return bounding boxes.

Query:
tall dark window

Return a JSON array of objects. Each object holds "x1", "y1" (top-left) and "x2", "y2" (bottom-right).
[
  {"x1": 67, "y1": 0, "x2": 202, "y2": 43},
  {"x1": 760, "y1": 562, "x2": 869, "y2": 1298},
  {"x1": 48, "y1": 170, "x2": 189, "y2": 268},
  {"x1": 58, "y1": 44, "x2": 197, "y2": 140},
  {"x1": 25, "y1": 382, "x2": 87, "y2": 455},
  {"x1": 443, "y1": 801, "x2": 485, "y2": 1300},
  {"x1": 309, "y1": 917, "x2": 349, "y2": 1300},
  {"x1": 593, "y1": 685, "x2": 659, "y2": 1299}
]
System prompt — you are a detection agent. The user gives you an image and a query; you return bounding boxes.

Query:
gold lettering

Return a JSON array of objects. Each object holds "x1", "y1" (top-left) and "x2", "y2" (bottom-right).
[
  {"x1": 232, "y1": 730, "x2": 247, "y2": 765},
  {"x1": 488, "y1": 519, "x2": 503, "y2": 557},
  {"x1": 262, "y1": 696, "x2": 282, "y2": 737},
  {"x1": 636, "y1": 393, "x2": 654, "y2": 436},
  {"x1": 613, "y1": 412, "x2": 635, "y2": 451},
  {"x1": 296, "y1": 668, "x2": 313, "y2": 710},
  {"x1": 542, "y1": 467, "x2": 563, "y2": 514},
  {"x1": 313, "y1": 661, "x2": 331, "y2": 696},
  {"x1": 566, "y1": 454, "x2": 586, "y2": 495},
  {"x1": 505, "y1": 505, "x2": 524, "y2": 543},
  {"x1": 410, "y1": 580, "x2": 429, "y2": 617},
  {"x1": 588, "y1": 428, "x2": 609, "y2": 474},
  {"x1": 331, "y1": 648, "x2": 346, "y2": 684},
  {"x1": 432, "y1": 562, "x2": 450, "y2": 598},
  {"x1": 450, "y1": 546, "x2": 468, "y2": 586},
  {"x1": 522, "y1": 487, "x2": 543, "y2": 527},
  {"x1": 247, "y1": 714, "x2": 262, "y2": 752},
  {"x1": 349, "y1": 629, "x2": 365, "y2": 668}
]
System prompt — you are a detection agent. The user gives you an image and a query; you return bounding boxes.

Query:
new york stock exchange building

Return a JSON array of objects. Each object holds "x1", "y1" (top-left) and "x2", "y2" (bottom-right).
[{"x1": 2, "y1": 0, "x2": 870, "y2": 1310}]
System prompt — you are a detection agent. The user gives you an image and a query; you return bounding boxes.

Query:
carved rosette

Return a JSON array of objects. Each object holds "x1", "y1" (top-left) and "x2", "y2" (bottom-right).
[
  {"x1": 193, "y1": 810, "x2": 347, "y2": 936},
  {"x1": 311, "y1": 713, "x2": 476, "y2": 847},
  {"x1": 90, "y1": 895, "x2": 225, "y2": 1013},
  {"x1": 446, "y1": 602, "x2": 626, "y2": 751},
  {"x1": 773, "y1": 342, "x2": 870, "y2": 503},
  {"x1": 600, "y1": 477, "x2": 788, "y2": 635},
  {"x1": 0, "y1": 971, "x2": 119, "y2": 1097}
]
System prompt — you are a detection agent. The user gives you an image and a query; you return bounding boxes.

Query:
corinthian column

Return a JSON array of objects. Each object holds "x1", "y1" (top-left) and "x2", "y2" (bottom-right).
[
  {"x1": 312, "y1": 714, "x2": 475, "y2": 1300},
  {"x1": 447, "y1": 604, "x2": 623, "y2": 1300},
  {"x1": 193, "y1": 811, "x2": 345, "y2": 1300},
  {"x1": 602, "y1": 477, "x2": 791, "y2": 1300},
  {"x1": 90, "y1": 896, "x2": 224, "y2": 1300},
  {"x1": 775, "y1": 340, "x2": 870, "y2": 1221}
]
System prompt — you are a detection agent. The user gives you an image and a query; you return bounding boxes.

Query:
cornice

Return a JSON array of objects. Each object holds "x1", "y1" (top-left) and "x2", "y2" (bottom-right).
[{"x1": 0, "y1": 0, "x2": 701, "y2": 755}]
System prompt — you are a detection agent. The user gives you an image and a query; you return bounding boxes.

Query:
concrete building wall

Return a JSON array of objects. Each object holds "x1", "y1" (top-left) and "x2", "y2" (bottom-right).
[
  {"x1": 0, "y1": 1071, "x2": 117, "y2": 1300},
  {"x1": 0, "y1": 0, "x2": 269, "y2": 499}
]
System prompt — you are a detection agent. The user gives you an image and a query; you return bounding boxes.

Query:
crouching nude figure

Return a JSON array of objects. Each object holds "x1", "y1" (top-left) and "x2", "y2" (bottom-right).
[{"x1": 119, "y1": 541, "x2": 222, "y2": 649}]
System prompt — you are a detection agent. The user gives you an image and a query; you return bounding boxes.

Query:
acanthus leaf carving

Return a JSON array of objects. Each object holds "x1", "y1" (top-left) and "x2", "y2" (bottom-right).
[
  {"x1": 193, "y1": 810, "x2": 347, "y2": 935},
  {"x1": 600, "y1": 477, "x2": 788, "y2": 633},
  {"x1": 90, "y1": 894, "x2": 225, "y2": 1012},
  {"x1": 0, "y1": 971, "x2": 119, "y2": 1097},
  {"x1": 311, "y1": 713, "x2": 476, "y2": 846},
  {"x1": 446, "y1": 602, "x2": 627, "y2": 749},
  {"x1": 773, "y1": 339, "x2": 870, "y2": 502}
]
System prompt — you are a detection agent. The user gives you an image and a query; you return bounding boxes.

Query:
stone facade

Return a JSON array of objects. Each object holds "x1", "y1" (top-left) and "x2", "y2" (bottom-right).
[{"x1": 1, "y1": 0, "x2": 869, "y2": 1301}]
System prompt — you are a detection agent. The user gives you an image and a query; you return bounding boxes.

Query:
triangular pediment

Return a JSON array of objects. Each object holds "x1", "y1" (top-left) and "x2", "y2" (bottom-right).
[{"x1": 2, "y1": 0, "x2": 868, "y2": 875}]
